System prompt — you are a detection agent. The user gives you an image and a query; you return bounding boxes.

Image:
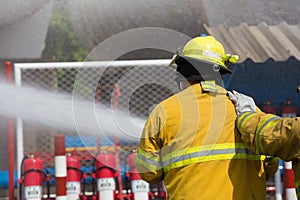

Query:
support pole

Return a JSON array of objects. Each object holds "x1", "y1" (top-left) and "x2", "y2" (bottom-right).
[
  {"x1": 114, "y1": 137, "x2": 124, "y2": 200},
  {"x1": 275, "y1": 166, "x2": 282, "y2": 200},
  {"x1": 14, "y1": 64, "x2": 23, "y2": 200},
  {"x1": 6, "y1": 61, "x2": 15, "y2": 200},
  {"x1": 284, "y1": 161, "x2": 297, "y2": 200},
  {"x1": 55, "y1": 134, "x2": 67, "y2": 200}
]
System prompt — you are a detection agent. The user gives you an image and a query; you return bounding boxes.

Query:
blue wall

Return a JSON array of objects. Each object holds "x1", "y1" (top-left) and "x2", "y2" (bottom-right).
[
  {"x1": 0, "y1": 171, "x2": 18, "y2": 188},
  {"x1": 223, "y1": 57, "x2": 300, "y2": 115}
]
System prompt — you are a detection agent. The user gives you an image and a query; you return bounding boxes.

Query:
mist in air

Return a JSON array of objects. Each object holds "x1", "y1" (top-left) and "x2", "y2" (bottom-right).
[{"x1": 0, "y1": 83, "x2": 146, "y2": 141}]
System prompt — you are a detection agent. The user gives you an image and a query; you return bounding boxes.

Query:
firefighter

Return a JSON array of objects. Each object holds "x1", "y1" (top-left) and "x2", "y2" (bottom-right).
[
  {"x1": 228, "y1": 90, "x2": 300, "y2": 198},
  {"x1": 135, "y1": 35, "x2": 279, "y2": 199}
]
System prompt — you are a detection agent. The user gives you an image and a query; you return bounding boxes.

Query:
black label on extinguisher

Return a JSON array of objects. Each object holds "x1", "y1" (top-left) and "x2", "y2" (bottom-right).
[
  {"x1": 67, "y1": 181, "x2": 81, "y2": 194},
  {"x1": 131, "y1": 180, "x2": 150, "y2": 193},
  {"x1": 24, "y1": 186, "x2": 42, "y2": 199},
  {"x1": 97, "y1": 178, "x2": 116, "y2": 191}
]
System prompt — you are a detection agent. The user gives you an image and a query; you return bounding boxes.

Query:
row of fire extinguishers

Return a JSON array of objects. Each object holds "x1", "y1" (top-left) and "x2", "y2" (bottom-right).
[
  {"x1": 261, "y1": 99, "x2": 297, "y2": 117},
  {"x1": 19, "y1": 151, "x2": 167, "y2": 200}
]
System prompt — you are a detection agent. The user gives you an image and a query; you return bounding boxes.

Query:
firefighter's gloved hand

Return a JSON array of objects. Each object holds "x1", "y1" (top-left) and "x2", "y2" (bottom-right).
[{"x1": 228, "y1": 90, "x2": 256, "y2": 116}]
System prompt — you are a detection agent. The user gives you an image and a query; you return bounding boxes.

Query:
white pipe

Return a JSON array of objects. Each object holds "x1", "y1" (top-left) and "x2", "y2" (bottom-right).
[
  {"x1": 14, "y1": 65, "x2": 23, "y2": 200},
  {"x1": 14, "y1": 59, "x2": 171, "y2": 69},
  {"x1": 275, "y1": 168, "x2": 282, "y2": 200}
]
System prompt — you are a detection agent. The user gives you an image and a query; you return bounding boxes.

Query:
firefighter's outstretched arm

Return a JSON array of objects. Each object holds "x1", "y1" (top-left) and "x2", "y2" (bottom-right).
[
  {"x1": 229, "y1": 90, "x2": 300, "y2": 198},
  {"x1": 135, "y1": 106, "x2": 165, "y2": 184},
  {"x1": 236, "y1": 112, "x2": 300, "y2": 160},
  {"x1": 228, "y1": 90, "x2": 300, "y2": 160}
]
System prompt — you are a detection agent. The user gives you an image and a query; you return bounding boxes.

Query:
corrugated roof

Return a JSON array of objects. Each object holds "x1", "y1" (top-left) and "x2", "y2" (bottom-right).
[{"x1": 204, "y1": 22, "x2": 300, "y2": 62}]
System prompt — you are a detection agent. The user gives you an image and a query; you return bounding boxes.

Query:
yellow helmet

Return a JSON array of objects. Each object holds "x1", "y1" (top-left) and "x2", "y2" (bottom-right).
[{"x1": 175, "y1": 35, "x2": 239, "y2": 74}]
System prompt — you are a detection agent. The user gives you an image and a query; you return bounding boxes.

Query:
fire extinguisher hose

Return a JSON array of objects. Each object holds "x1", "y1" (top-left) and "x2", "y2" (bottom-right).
[
  {"x1": 19, "y1": 155, "x2": 28, "y2": 200},
  {"x1": 67, "y1": 166, "x2": 83, "y2": 177}
]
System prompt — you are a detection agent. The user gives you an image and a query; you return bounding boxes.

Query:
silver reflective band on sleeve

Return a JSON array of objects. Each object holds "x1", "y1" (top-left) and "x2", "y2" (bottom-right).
[
  {"x1": 135, "y1": 149, "x2": 163, "y2": 171},
  {"x1": 136, "y1": 153, "x2": 162, "y2": 168},
  {"x1": 236, "y1": 112, "x2": 257, "y2": 131},
  {"x1": 256, "y1": 116, "x2": 281, "y2": 154}
]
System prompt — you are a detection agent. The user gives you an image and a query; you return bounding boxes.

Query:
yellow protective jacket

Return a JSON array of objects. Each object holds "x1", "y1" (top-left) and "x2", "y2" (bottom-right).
[
  {"x1": 236, "y1": 111, "x2": 300, "y2": 198},
  {"x1": 135, "y1": 83, "x2": 278, "y2": 200}
]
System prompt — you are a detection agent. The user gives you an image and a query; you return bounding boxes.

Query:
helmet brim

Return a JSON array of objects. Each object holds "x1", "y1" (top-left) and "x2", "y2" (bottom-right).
[
  {"x1": 174, "y1": 56, "x2": 225, "y2": 84},
  {"x1": 175, "y1": 55, "x2": 232, "y2": 74}
]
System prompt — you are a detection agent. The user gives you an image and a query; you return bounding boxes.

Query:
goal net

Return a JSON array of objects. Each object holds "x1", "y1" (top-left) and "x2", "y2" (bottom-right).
[{"x1": 14, "y1": 59, "x2": 179, "y2": 194}]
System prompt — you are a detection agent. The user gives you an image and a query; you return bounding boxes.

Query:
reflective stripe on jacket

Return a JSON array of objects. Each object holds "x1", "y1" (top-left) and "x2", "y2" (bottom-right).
[
  {"x1": 137, "y1": 143, "x2": 265, "y2": 172},
  {"x1": 135, "y1": 84, "x2": 277, "y2": 200},
  {"x1": 237, "y1": 112, "x2": 300, "y2": 198}
]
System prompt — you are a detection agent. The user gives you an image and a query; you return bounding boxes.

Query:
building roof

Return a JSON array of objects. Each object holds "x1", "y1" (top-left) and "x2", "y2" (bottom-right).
[{"x1": 204, "y1": 22, "x2": 300, "y2": 62}]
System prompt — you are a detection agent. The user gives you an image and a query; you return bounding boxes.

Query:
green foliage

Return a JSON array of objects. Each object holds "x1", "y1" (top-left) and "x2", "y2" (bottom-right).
[{"x1": 42, "y1": 2, "x2": 89, "y2": 62}]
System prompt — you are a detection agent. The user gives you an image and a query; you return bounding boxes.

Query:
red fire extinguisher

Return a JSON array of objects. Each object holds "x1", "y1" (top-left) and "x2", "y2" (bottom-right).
[
  {"x1": 95, "y1": 151, "x2": 117, "y2": 200},
  {"x1": 281, "y1": 99, "x2": 297, "y2": 118},
  {"x1": 127, "y1": 151, "x2": 150, "y2": 200},
  {"x1": 261, "y1": 99, "x2": 276, "y2": 114},
  {"x1": 21, "y1": 155, "x2": 44, "y2": 200},
  {"x1": 67, "y1": 153, "x2": 82, "y2": 200}
]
